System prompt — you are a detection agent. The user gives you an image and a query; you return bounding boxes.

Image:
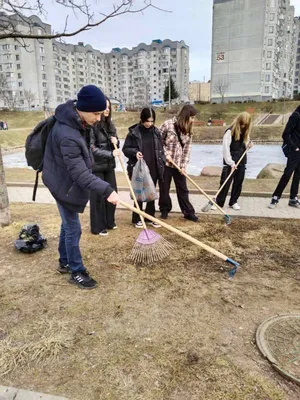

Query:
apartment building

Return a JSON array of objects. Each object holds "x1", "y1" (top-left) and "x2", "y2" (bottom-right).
[
  {"x1": 211, "y1": 0, "x2": 296, "y2": 103},
  {"x1": 0, "y1": 13, "x2": 189, "y2": 109},
  {"x1": 294, "y1": 16, "x2": 300, "y2": 96},
  {"x1": 188, "y1": 81, "x2": 211, "y2": 102}
]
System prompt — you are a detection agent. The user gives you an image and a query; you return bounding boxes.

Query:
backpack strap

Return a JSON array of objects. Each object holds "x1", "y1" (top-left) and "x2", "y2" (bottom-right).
[{"x1": 32, "y1": 170, "x2": 40, "y2": 201}]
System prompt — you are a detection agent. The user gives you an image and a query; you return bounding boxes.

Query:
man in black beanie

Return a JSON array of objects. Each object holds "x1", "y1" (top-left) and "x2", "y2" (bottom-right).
[{"x1": 43, "y1": 85, "x2": 119, "y2": 289}]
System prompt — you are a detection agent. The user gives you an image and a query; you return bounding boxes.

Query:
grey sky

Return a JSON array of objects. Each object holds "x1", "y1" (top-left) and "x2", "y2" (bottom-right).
[{"x1": 43, "y1": 0, "x2": 300, "y2": 82}]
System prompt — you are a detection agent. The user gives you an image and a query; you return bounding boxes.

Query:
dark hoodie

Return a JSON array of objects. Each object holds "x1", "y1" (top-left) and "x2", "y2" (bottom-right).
[
  {"x1": 42, "y1": 100, "x2": 114, "y2": 213},
  {"x1": 282, "y1": 105, "x2": 300, "y2": 151}
]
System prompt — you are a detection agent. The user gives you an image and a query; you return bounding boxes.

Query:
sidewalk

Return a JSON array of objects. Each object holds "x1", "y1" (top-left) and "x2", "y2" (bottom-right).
[
  {"x1": 7, "y1": 185, "x2": 300, "y2": 219},
  {"x1": 0, "y1": 385, "x2": 68, "y2": 400}
]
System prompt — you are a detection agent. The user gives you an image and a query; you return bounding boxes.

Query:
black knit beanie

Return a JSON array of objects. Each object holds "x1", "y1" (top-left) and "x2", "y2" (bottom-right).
[{"x1": 77, "y1": 85, "x2": 107, "y2": 112}]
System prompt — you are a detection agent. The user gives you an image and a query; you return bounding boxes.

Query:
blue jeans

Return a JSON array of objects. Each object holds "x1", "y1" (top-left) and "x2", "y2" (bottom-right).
[{"x1": 56, "y1": 202, "x2": 86, "y2": 273}]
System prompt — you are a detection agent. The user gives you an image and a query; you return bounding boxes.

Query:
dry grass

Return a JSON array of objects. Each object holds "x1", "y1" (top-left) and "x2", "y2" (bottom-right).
[
  {"x1": 0, "y1": 107, "x2": 289, "y2": 149},
  {"x1": 1, "y1": 204, "x2": 300, "y2": 399}
]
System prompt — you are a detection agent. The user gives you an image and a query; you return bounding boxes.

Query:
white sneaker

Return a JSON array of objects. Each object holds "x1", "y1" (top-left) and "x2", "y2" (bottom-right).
[
  {"x1": 135, "y1": 221, "x2": 143, "y2": 229},
  {"x1": 148, "y1": 221, "x2": 161, "y2": 228},
  {"x1": 230, "y1": 203, "x2": 241, "y2": 210}
]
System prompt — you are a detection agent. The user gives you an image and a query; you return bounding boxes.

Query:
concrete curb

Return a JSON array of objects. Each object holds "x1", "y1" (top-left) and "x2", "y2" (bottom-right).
[
  {"x1": 5, "y1": 182, "x2": 289, "y2": 199},
  {"x1": 0, "y1": 385, "x2": 69, "y2": 400}
]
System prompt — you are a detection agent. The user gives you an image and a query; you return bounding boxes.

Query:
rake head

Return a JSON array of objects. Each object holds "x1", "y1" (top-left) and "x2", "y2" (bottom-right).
[
  {"x1": 224, "y1": 214, "x2": 232, "y2": 225},
  {"x1": 201, "y1": 200, "x2": 214, "y2": 213},
  {"x1": 130, "y1": 229, "x2": 174, "y2": 265},
  {"x1": 226, "y1": 258, "x2": 240, "y2": 279}
]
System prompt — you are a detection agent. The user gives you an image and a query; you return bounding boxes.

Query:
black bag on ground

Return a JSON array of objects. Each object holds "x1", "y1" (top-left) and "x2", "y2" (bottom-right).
[
  {"x1": 14, "y1": 224, "x2": 47, "y2": 254},
  {"x1": 25, "y1": 116, "x2": 56, "y2": 201}
]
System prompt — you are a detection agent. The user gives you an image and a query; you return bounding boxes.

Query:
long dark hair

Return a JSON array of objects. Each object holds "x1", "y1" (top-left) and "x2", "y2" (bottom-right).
[
  {"x1": 140, "y1": 107, "x2": 156, "y2": 124},
  {"x1": 100, "y1": 97, "x2": 112, "y2": 125},
  {"x1": 176, "y1": 105, "x2": 197, "y2": 135}
]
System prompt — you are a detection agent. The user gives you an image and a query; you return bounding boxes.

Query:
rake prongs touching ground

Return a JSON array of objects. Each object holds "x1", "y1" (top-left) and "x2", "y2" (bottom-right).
[
  {"x1": 114, "y1": 143, "x2": 173, "y2": 265},
  {"x1": 201, "y1": 145, "x2": 251, "y2": 213},
  {"x1": 169, "y1": 159, "x2": 231, "y2": 225},
  {"x1": 120, "y1": 200, "x2": 240, "y2": 278}
]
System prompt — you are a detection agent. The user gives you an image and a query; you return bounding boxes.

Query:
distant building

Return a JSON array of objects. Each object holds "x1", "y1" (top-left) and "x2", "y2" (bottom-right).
[
  {"x1": 294, "y1": 16, "x2": 300, "y2": 97},
  {"x1": 0, "y1": 13, "x2": 189, "y2": 109},
  {"x1": 188, "y1": 81, "x2": 211, "y2": 102},
  {"x1": 211, "y1": 0, "x2": 297, "y2": 103}
]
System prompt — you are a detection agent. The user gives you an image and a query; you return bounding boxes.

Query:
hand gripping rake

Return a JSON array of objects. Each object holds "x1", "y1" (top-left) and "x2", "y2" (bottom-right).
[
  {"x1": 201, "y1": 145, "x2": 251, "y2": 213},
  {"x1": 169, "y1": 159, "x2": 231, "y2": 225},
  {"x1": 119, "y1": 200, "x2": 240, "y2": 278},
  {"x1": 114, "y1": 144, "x2": 173, "y2": 265}
]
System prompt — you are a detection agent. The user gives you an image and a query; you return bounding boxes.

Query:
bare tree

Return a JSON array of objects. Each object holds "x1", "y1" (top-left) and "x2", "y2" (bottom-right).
[
  {"x1": 213, "y1": 79, "x2": 230, "y2": 103},
  {"x1": 0, "y1": 1, "x2": 168, "y2": 42},
  {"x1": 0, "y1": 72, "x2": 20, "y2": 110},
  {"x1": 24, "y1": 89, "x2": 35, "y2": 108},
  {"x1": 0, "y1": 148, "x2": 10, "y2": 226}
]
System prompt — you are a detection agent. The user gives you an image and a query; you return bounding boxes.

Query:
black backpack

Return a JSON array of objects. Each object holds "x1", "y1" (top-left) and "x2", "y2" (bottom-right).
[{"x1": 25, "y1": 116, "x2": 56, "y2": 201}]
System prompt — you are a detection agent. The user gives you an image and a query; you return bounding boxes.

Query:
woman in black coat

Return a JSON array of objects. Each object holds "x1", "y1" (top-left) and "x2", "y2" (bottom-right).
[
  {"x1": 90, "y1": 97, "x2": 120, "y2": 236},
  {"x1": 122, "y1": 107, "x2": 166, "y2": 228}
]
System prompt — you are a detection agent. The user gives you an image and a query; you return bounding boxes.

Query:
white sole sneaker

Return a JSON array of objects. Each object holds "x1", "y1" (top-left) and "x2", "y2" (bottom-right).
[{"x1": 230, "y1": 203, "x2": 241, "y2": 210}]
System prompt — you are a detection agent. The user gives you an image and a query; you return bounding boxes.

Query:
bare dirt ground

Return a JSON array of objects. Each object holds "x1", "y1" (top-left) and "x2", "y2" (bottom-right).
[{"x1": 1, "y1": 204, "x2": 300, "y2": 400}]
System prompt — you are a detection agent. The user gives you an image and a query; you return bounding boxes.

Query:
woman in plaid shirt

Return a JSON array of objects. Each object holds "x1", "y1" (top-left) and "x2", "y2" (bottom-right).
[{"x1": 159, "y1": 105, "x2": 198, "y2": 222}]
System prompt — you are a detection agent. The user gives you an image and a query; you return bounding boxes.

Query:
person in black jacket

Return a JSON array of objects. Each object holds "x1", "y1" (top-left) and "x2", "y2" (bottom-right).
[
  {"x1": 215, "y1": 112, "x2": 253, "y2": 210},
  {"x1": 123, "y1": 107, "x2": 166, "y2": 228},
  {"x1": 43, "y1": 85, "x2": 119, "y2": 289},
  {"x1": 269, "y1": 106, "x2": 300, "y2": 209},
  {"x1": 90, "y1": 97, "x2": 120, "y2": 236}
]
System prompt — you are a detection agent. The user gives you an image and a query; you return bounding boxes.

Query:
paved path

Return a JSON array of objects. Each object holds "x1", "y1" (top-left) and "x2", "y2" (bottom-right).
[
  {"x1": 0, "y1": 385, "x2": 68, "y2": 400},
  {"x1": 7, "y1": 186, "x2": 300, "y2": 219}
]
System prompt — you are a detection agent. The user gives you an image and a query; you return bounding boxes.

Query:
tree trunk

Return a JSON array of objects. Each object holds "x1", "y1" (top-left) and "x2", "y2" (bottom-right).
[{"x1": 0, "y1": 147, "x2": 10, "y2": 226}]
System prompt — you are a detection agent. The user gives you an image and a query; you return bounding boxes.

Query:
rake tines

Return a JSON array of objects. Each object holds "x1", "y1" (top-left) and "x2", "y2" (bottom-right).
[{"x1": 130, "y1": 229, "x2": 174, "y2": 265}]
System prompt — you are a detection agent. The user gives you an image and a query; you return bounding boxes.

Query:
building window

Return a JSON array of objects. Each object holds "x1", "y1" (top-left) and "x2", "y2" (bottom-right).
[
  {"x1": 40, "y1": 56, "x2": 45, "y2": 62},
  {"x1": 269, "y1": 13, "x2": 275, "y2": 21},
  {"x1": 14, "y1": 45, "x2": 19, "y2": 51},
  {"x1": 266, "y1": 63, "x2": 271, "y2": 70},
  {"x1": 2, "y1": 44, "x2": 10, "y2": 50},
  {"x1": 17, "y1": 73, "x2": 21, "y2": 79},
  {"x1": 5, "y1": 63, "x2": 13, "y2": 69},
  {"x1": 265, "y1": 86, "x2": 270, "y2": 93},
  {"x1": 268, "y1": 39, "x2": 273, "y2": 46},
  {"x1": 267, "y1": 51, "x2": 272, "y2": 58},
  {"x1": 42, "y1": 73, "x2": 47, "y2": 79},
  {"x1": 265, "y1": 74, "x2": 270, "y2": 82},
  {"x1": 42, "y1": 82, "x2": 47, "y2": 88},
  {"x1": 41, "y1": 65, "x2": 46, "y2": 71},
  {"x1": 269, "y1": 26, "x2": 274, "y2": 34},
  {"x1": 40, "y1": 47, "x2": 44, "y2": 53},
  {"x1": 18, "y1": 82, "x2": 22, "y2": 87},
  {"x1": 17, "y1": 64, "x2": 21, "y2": 69},
  {"x1": 16, "y1": 55, "x2": 20, "y2": 61}
]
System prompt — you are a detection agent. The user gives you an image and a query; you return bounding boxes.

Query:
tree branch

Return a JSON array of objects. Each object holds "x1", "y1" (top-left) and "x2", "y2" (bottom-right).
[{"x1": 0, "y1": 0, "x2": 171, "y2": 40}]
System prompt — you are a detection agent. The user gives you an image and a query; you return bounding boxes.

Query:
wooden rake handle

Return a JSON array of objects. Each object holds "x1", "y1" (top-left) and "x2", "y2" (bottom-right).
[
  {"x1": 214, "y1": 144, "x2": 251, "y2": 199},
  {"x1": 119, "y1": 199, "x2": 233, "y2": 264},
  {"x1": 169, "y1": 159, "x2": 227, "y2": 217},
  {"x1": 113, "y1": 142, "x2": 147, "y2": 230}
]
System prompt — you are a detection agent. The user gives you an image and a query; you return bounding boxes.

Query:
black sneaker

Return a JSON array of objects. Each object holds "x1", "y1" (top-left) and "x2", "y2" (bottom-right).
[
  {"x1": 57, "y1": 260, "x2": 70, "y2": 274},
  {"x1": 69, "y1": 271, "x2": 98, "y2": 290},
  {"x1": 288, "y1": 199, "x2": 300, "y2": 208},
  {"x1": 160, "y1": 212, "x2": 168, "y2": 219},
  {"x1": 184, "y1": 214, "x2": 199, "y2": 222}
]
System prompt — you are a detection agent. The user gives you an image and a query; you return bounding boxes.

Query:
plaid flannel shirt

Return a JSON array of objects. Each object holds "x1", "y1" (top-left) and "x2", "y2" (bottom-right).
[{"x1": 159, "y1": 117, "x2": 192, "y2": 169}]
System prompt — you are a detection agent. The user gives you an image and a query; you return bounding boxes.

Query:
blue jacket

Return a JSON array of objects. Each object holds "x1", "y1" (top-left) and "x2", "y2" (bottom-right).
[{"x1": 42, "y1": 100, "x2": 114, "y2": 213}]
